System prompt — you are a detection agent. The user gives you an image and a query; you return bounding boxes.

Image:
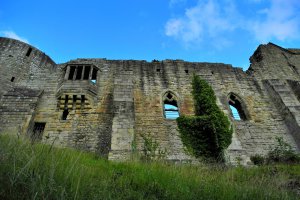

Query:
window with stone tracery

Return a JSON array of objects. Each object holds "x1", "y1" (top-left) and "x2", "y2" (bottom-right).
[{"x1": 163, "y1": 91, "x2": 179, "y2": 119}]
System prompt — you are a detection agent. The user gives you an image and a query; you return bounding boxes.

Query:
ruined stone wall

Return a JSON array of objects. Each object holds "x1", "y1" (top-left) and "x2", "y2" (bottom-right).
[
  {"x1": 0, "y1": 37, "x2": 56, "y2": 135},
  {"x1": 0, "y1": 37, "x2": 300, "y2": 164}
]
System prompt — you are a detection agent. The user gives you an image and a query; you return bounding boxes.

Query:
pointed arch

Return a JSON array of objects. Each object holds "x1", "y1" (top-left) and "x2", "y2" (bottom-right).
[
  {"x1": 162, "y1": 91, "x2": 180, "y2": 119},
  {"x1": 228, "y1": 93, "x2": 249, "y2": 121}
]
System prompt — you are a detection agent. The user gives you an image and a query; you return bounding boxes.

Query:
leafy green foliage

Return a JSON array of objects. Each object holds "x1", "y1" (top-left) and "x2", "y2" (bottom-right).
[
  {"x1": 250, "y1": 137, "x2": 300, "y2": 165},
  {"x1": 266, "y1": 137, "x2": 300, "y2": 164},
  {"x1": 140, "y1": 133, "x2": 167, "y2": 161},
  {"x1": 177, "y1": 75, "x2": 232, "y2": 161}
]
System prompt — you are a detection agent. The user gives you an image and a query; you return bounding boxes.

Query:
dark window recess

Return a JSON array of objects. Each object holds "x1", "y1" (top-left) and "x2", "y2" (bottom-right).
[
  {"x1": 91, "y1": 68, "x2": 97, "y2": 83},
  {"x1": 73, "y1": 95, "x2": 77, "y2": 109},
  {"x1": 167, "y1": 93, "x2": 173, "y2": 99},
  {"x1": 75, "y1": 66, "x2": 83, "y2": 80},
  {"x1": 32, "y1": 122, "x2": 46, "y2": 140},
  {"x1": 228, "y1": 94, "x2": 247, "y2": 121},
  {"x1": 62, "y1": 109, "x2": 69, "y2": 120},
  {"x1": 157, "y1": 69, "x2": 161, "y2": 72},
  {"x1": 184, "y1": 69, "x2": 189, "y2": 74},
  {"x1": 26, "y1": 47, "x2": 32, "y2": 57},
  {"x1": 62, "y1": 95, "x2": 70, "y2": 120},
  {"x1": 83, "y1": 66, "x2": 91, "y2": 80},
  {"x1": 81, "y1": 95, "x2": 85, "y2": 108},
  {"x1": 10, "y1": 77, "x2": 15, "y2": 82},
  {"x1": 68, "y1": 66, "x2": 76, "y2": 80}
]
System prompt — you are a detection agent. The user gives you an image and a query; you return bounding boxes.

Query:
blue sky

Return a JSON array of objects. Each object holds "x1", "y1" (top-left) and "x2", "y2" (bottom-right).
[{"x1": 0, "y1": 0, "x2": 300, "y2": 70}]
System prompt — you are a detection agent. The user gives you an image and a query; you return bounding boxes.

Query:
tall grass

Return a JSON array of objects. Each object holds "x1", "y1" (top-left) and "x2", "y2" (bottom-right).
[{"x1": 0, "y1": 134, "x2": 299, "y2": 199}]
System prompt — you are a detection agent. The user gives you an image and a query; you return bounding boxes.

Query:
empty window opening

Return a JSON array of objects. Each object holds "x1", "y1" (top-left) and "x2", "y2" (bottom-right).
[
  {"x1": 26, "y1": 47, "x2": 32, "y2": 57},
  {"x1": 32, "y1": 122, "x2": 46, "y2": 141},
  {"x1": 61, "y1": 95, "x2": 69, "y2": 120},
  {"x1": 73, "y1": 95, "x2": 77, "y2": 109},
  {"x1": 164, "y1": 101, "x2": 179, "y2": 119},
  {"x1": 83, "y1": 66, "x2": 91, "y2": 80},
  {"x1": 228, "y1": 94, "x2": 247, "y2": 121},
  {"x1": 68, "y1": 66, "x2": 76, "y2": 80},
  {"x1": 163, "y1": 92, "x2": 179, "y2": 119},
  {"x1": 229, "y1": 105, "x2": 241, "y2": 120},
  {"x1": 62, "y1": 109, "x2": 69, "y2": 120},
  {"x1": 184, "y1": 69, "x2": 189, "y2": 74},
  {"x1": 10, "y1": 77, "x2": 15, "y2": 82},
  {"x1": 64, "y1": 94, "x2": 69, "y2": 106},
  {"x1": 157, "y1": 69, "x2": 161, "y2": 72},
  {"x1": 81, "y1": 95, "x2": 85, "y2": 108},
  {"x1": 91, "y1": 68, "x2": 97, "y2": 83},
  {"x1": 75, "y1": 66, "x2": 83, "y2": 80}
]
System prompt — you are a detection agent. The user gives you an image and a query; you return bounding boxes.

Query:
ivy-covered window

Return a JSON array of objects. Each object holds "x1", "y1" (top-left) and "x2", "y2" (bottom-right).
[{"x1": 163, "y1": 92, "x2": 179, "y2": 119}]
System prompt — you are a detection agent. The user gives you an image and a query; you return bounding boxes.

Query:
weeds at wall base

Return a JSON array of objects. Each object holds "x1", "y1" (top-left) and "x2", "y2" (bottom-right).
[{"x1": 0, "y1": 134, "x2": 299, "y2": 200}]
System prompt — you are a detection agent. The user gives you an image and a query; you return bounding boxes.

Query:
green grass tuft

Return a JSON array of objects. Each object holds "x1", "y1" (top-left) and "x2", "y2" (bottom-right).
[{"x1": 0, "y1": 134, "x2": 299, "y2": 199}]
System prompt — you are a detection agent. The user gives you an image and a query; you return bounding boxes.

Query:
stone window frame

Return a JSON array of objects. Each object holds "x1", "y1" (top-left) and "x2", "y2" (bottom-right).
[
  {"x1": 31, "y1": 122, "x2": 46, "y2": 141},
  {"x1": 227, "y1": 92, "x2": 250, "y2": 121},
  {"x1": 162, "y1": 90, "x2": 180, "y2": 120},
  {"x1": 63, "y1": 64, "x2": 99, "y2": 84}
]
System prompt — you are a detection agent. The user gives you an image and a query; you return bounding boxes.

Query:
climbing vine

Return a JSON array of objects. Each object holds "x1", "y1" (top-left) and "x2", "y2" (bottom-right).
[{"x1": 177, "y1": 75, "x2": 232, "y2": 161}]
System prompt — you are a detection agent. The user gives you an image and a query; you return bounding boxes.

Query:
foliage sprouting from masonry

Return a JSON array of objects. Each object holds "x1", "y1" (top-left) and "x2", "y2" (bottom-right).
[{"x1": 177, "y1": 75, "x2": 233, "y2": 161}]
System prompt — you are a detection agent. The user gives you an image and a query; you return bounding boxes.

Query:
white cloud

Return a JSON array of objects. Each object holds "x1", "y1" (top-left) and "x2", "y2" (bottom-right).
[
  {"x1": 0, "y1": 31, "x2": 29, "y2": 44},
  {"x1": 165, "y1": 0, "x2": 238, "y2": 47},
  {"x1": 250, "y1": 0, "x2": 300, "y2": 42},
  {"x1": 165, "y1": 0, "x2": 300, "y2": 46}
]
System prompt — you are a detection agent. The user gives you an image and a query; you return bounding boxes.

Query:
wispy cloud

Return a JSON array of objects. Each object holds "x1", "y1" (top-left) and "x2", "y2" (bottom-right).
[
  {"x1": 0, "y1": 31, "x2": 29, "y2": 44},
  {"x1": 165, "y1": 0, "x2": 300, "y2": 46},
  {"x1": 249, "y1": 0, "x2": 300, "y2": 42},
  {"x1": 165, "y1": 0, "x2": 238, "y2": 48}
]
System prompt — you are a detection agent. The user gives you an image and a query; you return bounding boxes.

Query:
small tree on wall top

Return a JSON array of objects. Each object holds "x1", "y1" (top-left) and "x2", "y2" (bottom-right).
[{"x1": 177, "y1": 75, "x2": 233, "y2": 161}]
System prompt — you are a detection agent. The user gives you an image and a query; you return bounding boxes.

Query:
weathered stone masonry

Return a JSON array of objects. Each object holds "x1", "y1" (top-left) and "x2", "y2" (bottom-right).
[{"x1": 1, "y1": 37, "x2": 300, "y2": 163}]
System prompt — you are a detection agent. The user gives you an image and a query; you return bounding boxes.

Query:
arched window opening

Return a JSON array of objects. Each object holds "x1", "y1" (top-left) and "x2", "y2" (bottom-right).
[
  {"x1": 228, "y1": 94, "x2": 247, "y2": 121},
  {"x1": 163, "y1": 92, "x2": 179, "y2": 119},
  {"x1": 229, "y1": 105, "x2": 241, "y2": 120}
]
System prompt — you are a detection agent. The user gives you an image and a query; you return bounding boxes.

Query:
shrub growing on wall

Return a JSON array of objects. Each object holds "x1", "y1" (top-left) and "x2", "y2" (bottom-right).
[{"x1": 177, "y1": 75, "x2": 232, "y2": 161}]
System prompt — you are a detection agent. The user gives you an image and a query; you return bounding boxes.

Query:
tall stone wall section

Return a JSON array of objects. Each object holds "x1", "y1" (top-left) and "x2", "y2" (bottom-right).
[
  {"x1": 109, "y1": 61, "x2": 135, "y2": 160},
  {"x1": 0, "y1": 37, "x2": 300, "y2": 164}
]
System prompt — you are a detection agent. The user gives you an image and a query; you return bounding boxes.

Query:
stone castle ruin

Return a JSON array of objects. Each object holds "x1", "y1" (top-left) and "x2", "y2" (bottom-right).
[{"x1": 1, "y1": 37, "x2": 300, "y2": 164}]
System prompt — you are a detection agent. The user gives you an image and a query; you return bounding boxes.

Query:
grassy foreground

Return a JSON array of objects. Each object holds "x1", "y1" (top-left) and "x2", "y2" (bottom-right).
[{"x1": 0, "y1": 135, "x2": 299, "y2": 200}]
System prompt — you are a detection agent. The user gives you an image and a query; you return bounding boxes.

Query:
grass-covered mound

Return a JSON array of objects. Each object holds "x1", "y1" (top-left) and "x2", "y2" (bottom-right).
[{"x1": 0, "y1": 134, "x2": 299, "y2": 200}]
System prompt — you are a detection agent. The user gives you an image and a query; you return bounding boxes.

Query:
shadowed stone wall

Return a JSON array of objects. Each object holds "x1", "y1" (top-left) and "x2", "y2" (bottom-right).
[{"x1": 1, "y1": 37, "x2": 300, "y2": 164}]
